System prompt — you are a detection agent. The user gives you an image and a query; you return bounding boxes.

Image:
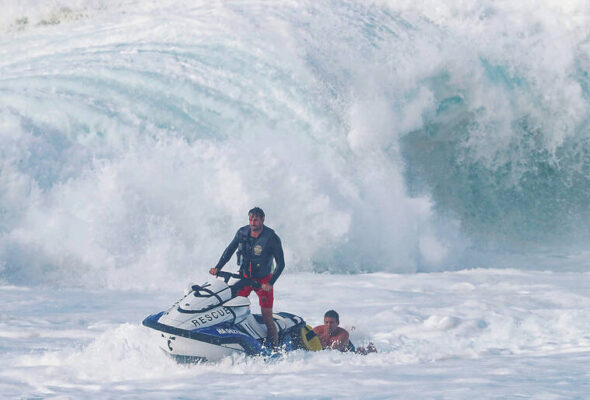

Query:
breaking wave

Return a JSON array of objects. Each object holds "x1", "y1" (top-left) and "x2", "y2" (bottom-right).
[{"x1": 1, "y1": 0, "x2": 589, "y2": 288}]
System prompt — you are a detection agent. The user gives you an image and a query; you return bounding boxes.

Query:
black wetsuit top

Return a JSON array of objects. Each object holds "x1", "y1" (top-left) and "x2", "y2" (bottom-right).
[{"x1": 214, "y1": 225, "x2": 285, "y2": 285}]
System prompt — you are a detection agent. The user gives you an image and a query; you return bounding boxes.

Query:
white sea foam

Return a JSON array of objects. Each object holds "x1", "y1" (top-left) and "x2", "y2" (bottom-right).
[
  {"x1": 1, "y1": 0, "x2": 589, "y2": 289},
  {"x1": 1, "y1": 271, "x2": 589, "y2": 398}
]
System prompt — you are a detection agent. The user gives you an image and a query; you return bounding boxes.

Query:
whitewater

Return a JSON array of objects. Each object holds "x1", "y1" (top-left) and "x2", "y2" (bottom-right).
[{"x1": 1, "y1": 0, "x2": 589, "y2": 398}]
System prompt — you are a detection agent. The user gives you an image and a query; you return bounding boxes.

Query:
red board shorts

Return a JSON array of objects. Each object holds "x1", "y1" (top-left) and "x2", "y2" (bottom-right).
[{"x1": 237, "y1": 274, "x2": 273, "y2": 308}]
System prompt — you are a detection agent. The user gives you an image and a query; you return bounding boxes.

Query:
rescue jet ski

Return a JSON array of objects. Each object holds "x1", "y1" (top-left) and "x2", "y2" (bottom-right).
[{"x1": 142, "y1": 271, "x2": 321, "y2": 362}]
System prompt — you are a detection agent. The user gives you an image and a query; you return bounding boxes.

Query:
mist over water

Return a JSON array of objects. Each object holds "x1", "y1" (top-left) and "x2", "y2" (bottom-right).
[{"x1": 1, "y1": 0, "x2": 589, "y2": 288}]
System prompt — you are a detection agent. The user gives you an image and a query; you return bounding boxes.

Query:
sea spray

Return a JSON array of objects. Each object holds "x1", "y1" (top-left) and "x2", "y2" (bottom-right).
[{"x1": 1, "y1": 0, "x2": 589, "y2": 288}]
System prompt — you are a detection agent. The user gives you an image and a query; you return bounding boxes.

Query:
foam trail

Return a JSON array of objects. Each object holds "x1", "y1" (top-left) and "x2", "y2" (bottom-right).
[{"x1": 1, "y1": 271, "x2": 589, "y2": 398}]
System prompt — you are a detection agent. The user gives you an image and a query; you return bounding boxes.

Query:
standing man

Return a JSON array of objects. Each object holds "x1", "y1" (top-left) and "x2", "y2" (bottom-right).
[{"x1": 209, "y1": 207, "x2": 285, "y2": 348}]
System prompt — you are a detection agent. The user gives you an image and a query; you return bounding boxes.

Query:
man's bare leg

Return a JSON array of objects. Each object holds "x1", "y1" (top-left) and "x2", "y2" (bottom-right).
[{"x1": 261, "y1": 307, "x2": 278, "y2": 347}]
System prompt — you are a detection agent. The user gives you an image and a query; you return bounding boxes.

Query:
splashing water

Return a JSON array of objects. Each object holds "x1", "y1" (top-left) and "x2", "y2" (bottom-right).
[{"x1": 1, "y1": 0, "x2": 589, "y2": 289}]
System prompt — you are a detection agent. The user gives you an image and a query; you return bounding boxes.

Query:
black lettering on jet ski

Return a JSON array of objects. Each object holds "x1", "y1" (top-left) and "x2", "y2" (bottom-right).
[
  {"x1": 191, "y1": 307, "x2": 230, "y2": 327},
  {"x1": 167, "y1": 336, "x2": 175, "y2": 351}
]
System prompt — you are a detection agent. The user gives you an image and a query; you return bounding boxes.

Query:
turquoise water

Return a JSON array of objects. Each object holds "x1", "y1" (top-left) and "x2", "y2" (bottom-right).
[{"x1": 1, "y1": 0, "x2": 589, "y2": 288}]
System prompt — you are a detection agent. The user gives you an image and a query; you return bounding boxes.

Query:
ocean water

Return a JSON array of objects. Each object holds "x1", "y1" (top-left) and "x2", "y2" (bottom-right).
[
  {"x1": 1, "y1": 271, "x2": 589, "y2": 399},
  {"x1": 1, "y1": 0, "x2": 589, "y2": 398}
]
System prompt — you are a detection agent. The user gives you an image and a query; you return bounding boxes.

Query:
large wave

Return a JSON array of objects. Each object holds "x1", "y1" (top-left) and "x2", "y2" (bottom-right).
[{"x1": 1, "y1": 0, "x2": 589, "y2": 288}]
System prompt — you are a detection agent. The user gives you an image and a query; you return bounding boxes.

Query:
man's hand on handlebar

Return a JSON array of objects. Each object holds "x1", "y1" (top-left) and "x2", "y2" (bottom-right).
[{"x1": 208, "y1": 269, "x2": 261, "y2": 289}]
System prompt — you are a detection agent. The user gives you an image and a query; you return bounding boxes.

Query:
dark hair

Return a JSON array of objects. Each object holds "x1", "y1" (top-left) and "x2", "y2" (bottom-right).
[
  {"x1": 324, "y1": 310, "x2": 339, "y2": 323},
  {"x1": 248, "y1": 207, "x2": 265, "y2": 218}
]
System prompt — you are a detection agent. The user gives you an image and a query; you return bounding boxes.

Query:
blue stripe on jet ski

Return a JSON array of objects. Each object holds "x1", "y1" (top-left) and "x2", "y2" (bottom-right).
[{"x1": 142, "y1": 313, "x2": 261, "y2": 355}]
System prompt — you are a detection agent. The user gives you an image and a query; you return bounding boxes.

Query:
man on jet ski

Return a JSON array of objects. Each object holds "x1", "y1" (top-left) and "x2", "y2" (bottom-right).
[{"x1": 209, "y1": 207, "x2": 285, "y2": 348}]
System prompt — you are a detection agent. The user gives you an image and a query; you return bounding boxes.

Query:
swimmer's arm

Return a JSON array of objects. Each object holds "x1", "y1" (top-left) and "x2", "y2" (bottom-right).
[{"x1": 330, "y1": 329, "x2": 349, "y2": 352}]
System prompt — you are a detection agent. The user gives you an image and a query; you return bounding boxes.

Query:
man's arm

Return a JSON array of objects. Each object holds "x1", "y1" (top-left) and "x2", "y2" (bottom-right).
[
  {"x1": 312, "y1": 325, "x2": 324, "y2": 336},
  {"x1": 213, "y1": 233, "x2": 239, "y2": 271},
  {"x1": 329, "y1": 328, "x2": 350, "y2": 352},
  {"x1": 313, "y1": 326, "x2": 329, "y2": 349},
  {"x1": 268, "y1": 234, "x2": 285, "y2": 285}
]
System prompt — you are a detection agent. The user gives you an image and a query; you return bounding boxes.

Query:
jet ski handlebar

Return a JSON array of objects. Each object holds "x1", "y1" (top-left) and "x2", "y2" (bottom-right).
[{"x1": 215, "y1": 270, "x2": 261, "y2": 289}]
